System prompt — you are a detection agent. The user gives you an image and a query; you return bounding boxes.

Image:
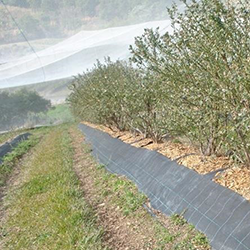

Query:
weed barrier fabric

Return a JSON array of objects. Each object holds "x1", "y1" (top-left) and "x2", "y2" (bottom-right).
[
  {"x1": 0, "y1": 133, "x2": 31, "y2": 164},
  {"x1": 79, "y1": 124, "x2": 250, "y2": 250}
]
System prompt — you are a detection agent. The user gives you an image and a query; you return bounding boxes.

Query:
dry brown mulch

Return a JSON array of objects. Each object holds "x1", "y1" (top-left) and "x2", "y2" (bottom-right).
[{"x1": 83, "y1": 122, "x2": 250, "y2": 202}]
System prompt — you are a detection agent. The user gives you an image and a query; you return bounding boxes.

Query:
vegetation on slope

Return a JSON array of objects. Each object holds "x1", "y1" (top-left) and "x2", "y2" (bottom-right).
[
  {"x1": 1, "y1": 0, "x2": 177, "y2": 44},
  {"x1": 0, "y1": 84, "x2": 74, "y2": 131},
  {"x1": 68, "y1": 0, "x2": 250, "y2": 166},
  {"x1": 28, "y1": 104, "x2": 74, "y2": 126},
  {"x1": 3, "y1": 78, "x2": 72, "y2": 104}
]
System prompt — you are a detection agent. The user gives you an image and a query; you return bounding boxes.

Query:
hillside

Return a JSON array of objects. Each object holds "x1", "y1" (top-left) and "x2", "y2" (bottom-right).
[
  {"x1": 0, "y1": 0, "x2": 180, "y2": 44},
  {"x1": 3, "y1": 78, "x2": 72, "y2": 104},
  {"x1": 0, "y1": 1, "x2": 249, "y2": 249},
  {"x1": 0, "y1": 38, "x2": 62, "y2": 64}
]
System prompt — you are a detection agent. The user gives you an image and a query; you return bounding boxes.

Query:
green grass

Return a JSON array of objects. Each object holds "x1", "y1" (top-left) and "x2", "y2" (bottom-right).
[
  {"x1": 28, "y1": 104, "x2": 74, "y2": 126},
  {"x1": 96, "y1": 164, "x2": 147, "y2": 216},
  {"x1": 1, "y1": 125, "x2": 106, "y2": 250},
  {"x1": 0, "y1": 127, "x2": 50, "y2": 186},
  {"x1": 171, "y1": 214, "x2": 187, "y2": 226},
  {"x1": 46, "y1": 104, "x2": 73, "y2": 122}
]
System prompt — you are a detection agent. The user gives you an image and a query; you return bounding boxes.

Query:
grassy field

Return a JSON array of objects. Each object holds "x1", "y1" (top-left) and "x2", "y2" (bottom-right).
[
  {"x1": 0, "y1": 125, "x2": 211, "y2": 249},
  {"x1": 0, "y1": 125, "x2": 106, "y2": 250},
  {"x1": 44, "y1": 104, "x2": 74, "y2": 122},
  {"x1": 25, "y1": 103, "x2": 74, "y2": 128}
]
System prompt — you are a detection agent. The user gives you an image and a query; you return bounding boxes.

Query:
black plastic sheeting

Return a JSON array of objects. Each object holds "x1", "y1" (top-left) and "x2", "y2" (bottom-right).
[
  {"x1": 79, "y1": 124, "x2": 250, "y2": 250},
  {"x1": 0, "y1": 133, "x2": 31, "y2": 164}
]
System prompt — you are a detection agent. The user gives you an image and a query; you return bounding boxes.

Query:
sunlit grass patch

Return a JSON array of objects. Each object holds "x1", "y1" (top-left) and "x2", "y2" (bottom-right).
[{"x1": 1, "y1": 126, "x2": 105, "y2": 250}]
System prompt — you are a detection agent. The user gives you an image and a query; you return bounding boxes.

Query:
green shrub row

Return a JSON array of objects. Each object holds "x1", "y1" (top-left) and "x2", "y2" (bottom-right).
[{"x1": 68, "y1": 0, "x2": 250, "y2": 166}]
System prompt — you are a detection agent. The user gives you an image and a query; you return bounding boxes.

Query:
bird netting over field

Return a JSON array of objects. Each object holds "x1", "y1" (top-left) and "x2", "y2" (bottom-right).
[
  {"x1": 0, "y1": 18, "x2": 171, "y2": 88},
  {"x1": 0, "y1": 0, "x2": 180, "y2": 130}
]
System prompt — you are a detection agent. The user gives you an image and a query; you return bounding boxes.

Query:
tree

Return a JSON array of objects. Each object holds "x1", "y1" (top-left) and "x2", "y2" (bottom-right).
[
  {"x1": 19, "y1": 15, "x2": 42, "y2": 38},
  {"x1": 0, "y1": 89, "x2": 51, "y2": 131},
  {"x1": 76, "y1": 0, "x2": 99, "y2": 17},
  {"x1": 130, "y1": 0, "x2": 250, "y2": 163}
]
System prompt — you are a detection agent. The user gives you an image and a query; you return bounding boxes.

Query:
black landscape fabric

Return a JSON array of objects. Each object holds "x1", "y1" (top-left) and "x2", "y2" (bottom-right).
[
  {"x1": 79, "y1": 124, "x2": 250, "y2": 250},
  {"x1": 0, "y1": 133, "x2": 31, "y2": 164}
]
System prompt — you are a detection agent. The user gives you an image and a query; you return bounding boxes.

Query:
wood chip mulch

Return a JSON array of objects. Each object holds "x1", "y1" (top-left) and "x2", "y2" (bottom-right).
[{"x1": 83, "y1": 122, "x2": 250, "y2": 202}]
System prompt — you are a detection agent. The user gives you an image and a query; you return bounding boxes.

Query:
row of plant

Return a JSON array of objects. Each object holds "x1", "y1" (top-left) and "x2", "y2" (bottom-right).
[{"x1": 68, "y1": 0, "x2": 250, "y2": 166}]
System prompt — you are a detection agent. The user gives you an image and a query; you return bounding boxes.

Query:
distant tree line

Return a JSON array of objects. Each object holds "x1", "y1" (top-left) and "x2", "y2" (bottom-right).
[
  {"x1": 0, "y1": 89, "x2": 51, "y2": 131},
  {"x1": 1, "y1": 0, "x2": 176, "y2": 43},
  {"x1": 4, "y1": 0, "x2": 172, "y2": 19}
]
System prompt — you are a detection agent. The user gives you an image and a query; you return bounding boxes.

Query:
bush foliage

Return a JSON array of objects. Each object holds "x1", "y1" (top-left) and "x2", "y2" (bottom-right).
[
  {"x1": 0, "y1": 89, "x2": 51, "y2": 131},
  {"x1": 68, "y1": 0, "x2": 250, "y2": 166}
]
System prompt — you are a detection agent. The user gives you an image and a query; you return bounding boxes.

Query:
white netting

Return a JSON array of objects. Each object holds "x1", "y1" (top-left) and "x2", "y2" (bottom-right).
[{"x1": 0, "y1": 20, "x2": 172, "y2": 88}]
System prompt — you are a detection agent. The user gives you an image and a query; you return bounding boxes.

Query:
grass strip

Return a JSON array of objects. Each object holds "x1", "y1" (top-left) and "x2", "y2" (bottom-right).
[
  {"x1": 1, "y1": 125, "x2": 106, "y2": 250},
  {"x1": 0, "y1": 131, "x2": 43, "y2": 187}
]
